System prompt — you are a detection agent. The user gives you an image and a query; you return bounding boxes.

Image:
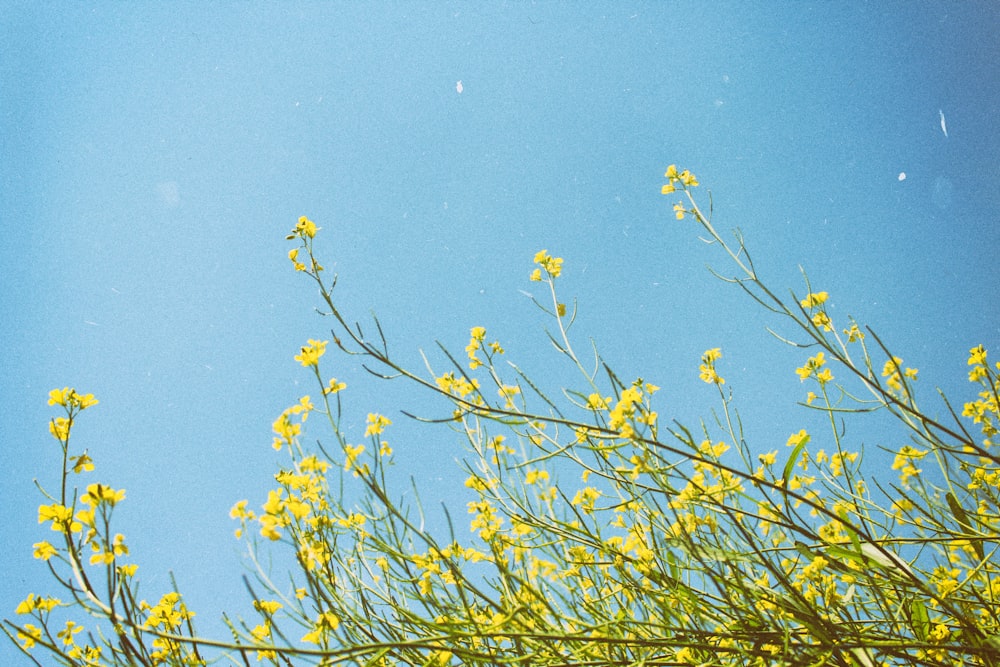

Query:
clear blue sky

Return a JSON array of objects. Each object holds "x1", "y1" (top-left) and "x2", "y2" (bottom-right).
[{"x1": 2, "y1": 3, "x2": 998, "y2": 663}]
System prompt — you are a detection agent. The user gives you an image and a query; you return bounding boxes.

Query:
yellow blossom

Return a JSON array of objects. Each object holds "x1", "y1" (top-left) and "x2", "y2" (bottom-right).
[
  {"x1": 364, "y1": 413, "x2": 392, "y2": 437},
  {"x1": 325, "y1": 377, "x2": 347, "y2": 394},
  {"x1": 32, "y1": 541, "x2": 57, "y2": 561},
  {"x1": 531, "y1": 249, "x2": 563, "y2": 279},
  {"x1": 288, "y1": 247, "x2": 306, "y2": 272},
  {"x1": 294, "y1": 339, "x2": 328, "y2": 367},
  {"x1": 290, "y1": 215, "x2": 318, "y2": 239},
  {"x1": 699, "y1": 348, "x2": 725, "y2": 385},
  {"x1": 49, "y1": 417, "x2": 70, "y2": 441},
  {"x1": 800, "y1": 292, "x2": 828, "y2": 308}
]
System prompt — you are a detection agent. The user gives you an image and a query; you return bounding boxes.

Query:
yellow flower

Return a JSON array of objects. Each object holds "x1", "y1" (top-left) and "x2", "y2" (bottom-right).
[
  {"x1": 32, "y1": 541, "x2": 57, "y2": 560},
  {"x1": 57, "y1": 620, "x2": 83, "y2": 646},
  {"x1": 302, "y1": 613, "x2": 340, "y2": 644},
  {"x1": 344, "y1": 443, "x2": 366, "y2": 473},
  {"x1": 586, "y1": 393, "x2": 611, "y2": 410},
  {"x1": 291, "y1": 215, "x2": 318, "y2": 239},
  {"x1": 364, "y1": 413, "x2": 392, "y2": 437},
  {"x1": 968, "y1": 344, "x2": 988, "y2": 367},
  {"x1": 288, "y1": 247, "x2": 306, "y2": 272},
  {"x1": 800, "y1": 292, "x2": 829, "y2": 308},
  {"x1": 324, "y1": 377, "x2": 347, "y2": 394},
  {"x1": 699, "y1": 348, "x2": 725, "y2": 385},
  {"x1": 796, "y1": 352, "x2": 832, "y2": 385},
  {"x1": 253, "y1": 599, "x2": 283, "y2": 615},
  {"x1": 532, "y1": 249, "x2": 564, "y2": 279},
  {"x1": 786, "y1": 430, "x2": 810, "y2": 448},
  {"x1": 70, "y1": 453, "x2": 94, "y2": 474},
  {"x1": 881, "y1": 356, "x2": 916, "y2": 392},
  {"x1": 294, "y1": 339, "x2": 328, "y2": 367},
  {"x1": 49, "y1": 417, "x2": 70, "y2": 441},
  {"x1": 525, "y1": 469, "x2": 549, "y2": 485},
  {"x1": 80, "y1": 483, "x2": 126, "y2": 507},
  {"x1": 38, "y1": 503, "x2": 81, "y2": 532},
  {"x1": 17, "y1": 624, "x2": 42, "y2": 649},
  {"x1": 673, "y1": 202, "x2": 686, "y2": 220},
  {"x1": 48, "y1": 387, "x2": 71, "y2": 406},
  {"x1": 662, "y1": 164, "x2": 699, "y2": 189}
]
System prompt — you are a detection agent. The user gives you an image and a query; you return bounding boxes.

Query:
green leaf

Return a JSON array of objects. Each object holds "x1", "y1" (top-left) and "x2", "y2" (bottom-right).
[
  {"x1": 909, "y1": 598, "x2": 930, "y2": 642},
  {"x1": 782, "y1": 433, "x2": 810, "y2": 488},
  {"x1": 946, "y1": 491, "x2": 985, "y2": 560}
]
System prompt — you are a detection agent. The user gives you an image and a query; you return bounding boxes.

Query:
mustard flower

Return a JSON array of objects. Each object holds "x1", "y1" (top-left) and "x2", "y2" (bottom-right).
[
  {"x1": 15, "y1": 593, "x2": 61, "y2": 615},
  {"x1": 795, "y1": 352, "x2": 832, "y2": 385},
  {"x1": 586, "y1": 393, "x2": 611, "y2": 410},
  {"x1": 48, "y1": 387, "x2": 98, "y2": 410},
  {"x1": 57, "y1": 620, "x2": 83, "y2": 647},
  {"x1": 70, "y1": 453, "x2": 94, "y2": 474},
  {"x1": 344, "y1": 443, "x2": 366, "y2": 473},
  {"x1": 662, "y1": 164, "x2": 699, "y2": 189},
  {"x1": 324, "y1": 377, "x2": 347, "y2": 394},
  {"x1": 800, "y1": 292, "x2": 829, "y2": 309},
  {"x1": 466, "y1": 326, "x2": 486, "y2": 369},
  {"x1": 49, "y1": 417, "x2": 70, "y2": 441},
  {"x1": 253, "y1": 599, "x2": 283, "y2": 615},
  {"x1": 786, "y1": 429, "x2": 810, "y2": 448},
  {"x1": 364, "y1": 413, "x2": 391, "y2": 437},
  {"x1": 531, "y1": 249, "x2": 563, "y2": 279},
  {"x1": 294, "y1": 339, "x2": 328, "y2": 367},
  {"x1": 80, "y1": 483, "x2": 126, "y2": 507},
  {"x1": 699, "y1": 348, "x2": 725, "y2": 385},
  {"x1": 881, "y1": 356, "x2": 917, "y2": 393},
  {"x1": 38, "y1": 503, "x2": 81, "y2": 532},
  {"x1": 16, "y1": 624, "x2": 42, "y2": 650},
  {"x1": 843, "y1": 323, "x2": 865, "y2": 342},
  {"x1": 288, "y1": 247, "x2": 306, "y2": 272},
  {"x1": 32, "y1": 541, "x2": 57, "y2": 561},
  {"x1": 301, "y1": 612, "x2": 340, "y2": 645},
  {"x1": 117, "y1": 563, "x2": 138, "y2": 577},
  {"x1": 290, "y1": 215, "x2": 318, "y2": 239}
]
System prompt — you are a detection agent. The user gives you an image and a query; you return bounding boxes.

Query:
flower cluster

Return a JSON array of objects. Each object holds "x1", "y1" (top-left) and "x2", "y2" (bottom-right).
[
  {"x1": 698, "y1": 347, "x2": 725, "y2": 385},
  {"x1": 529, "y1": 249, "x2": 563, "y2": 281},
  {"x1": 661, "y1": 164, "x2": 699, "y2": 219}
]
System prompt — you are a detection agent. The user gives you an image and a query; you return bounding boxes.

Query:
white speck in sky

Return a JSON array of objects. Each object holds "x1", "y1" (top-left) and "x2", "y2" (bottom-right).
[
  {"x1": 939, "y1": 109, "x2": 948, "y2": 137},
  {"x1": 456, "y1": 80, "x2": 463, "y2": 94},
  {"x1": 157, "y1": 181, "x2": 180, "y2": 207},
  {"x1": 898, "y1": 172, "x2": 906, "y2": 181}
]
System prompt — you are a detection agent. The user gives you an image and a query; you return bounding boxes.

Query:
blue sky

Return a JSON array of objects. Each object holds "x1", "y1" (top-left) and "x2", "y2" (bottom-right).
[{"x1": 2, "y1": 2, "x2": 998, "y2": 663}]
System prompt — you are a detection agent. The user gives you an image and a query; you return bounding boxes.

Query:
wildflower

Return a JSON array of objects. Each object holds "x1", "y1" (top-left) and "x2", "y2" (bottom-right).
[
  {"x1": 288, "y1": 247, "x2": 306, "y2": 272},
  {"x1": 531, "y1": 249, "x2": 563, "y2": 279},
  {"x1": 699, "y1": 348, "x2": 725, "y2": 385},
  {"x1": 466, "y1": 326, "x2": 486, "y2": 369},
  {"x1": 17, "y1": 624, "x2": 42, "y2": 650},
  {"x1": 800, "y1": 292, "x2": 828, "y2": 309},
  {"x1": 364, "y1": 413, "x2": 391, "y2": 437},
  {"x1": 881, "y1": 356, "x2": 917, "y2": 393},
  {"x1": 344, "y1": 444, "x2": 366, "y2": 474},
  {"x1": 32, "y1": 541, "x2": 57, "y2": 561},
  {"x1": 289, "y1": 215, "x2": 318, "y2": 239},
  {"x1": 294, "y1": 339, "x2": 328, "y2": 367},
  {"x1": 70, "y1": 453, "x2": 94, "y2": 474},
  {"x1": 80, "y1": 483, "x2": 126, "y2": 507},
  {"x1": 796, "y1": 352, "x2": 832, "y2": 385},
  {"x1": 49, "y1": 417, "x2": 70, "y2": 441}
]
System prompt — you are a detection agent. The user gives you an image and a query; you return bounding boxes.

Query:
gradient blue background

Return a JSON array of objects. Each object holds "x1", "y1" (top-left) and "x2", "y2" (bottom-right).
[{"x1": 2, "y1": 3, "x2": 998, "y2": 663}]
